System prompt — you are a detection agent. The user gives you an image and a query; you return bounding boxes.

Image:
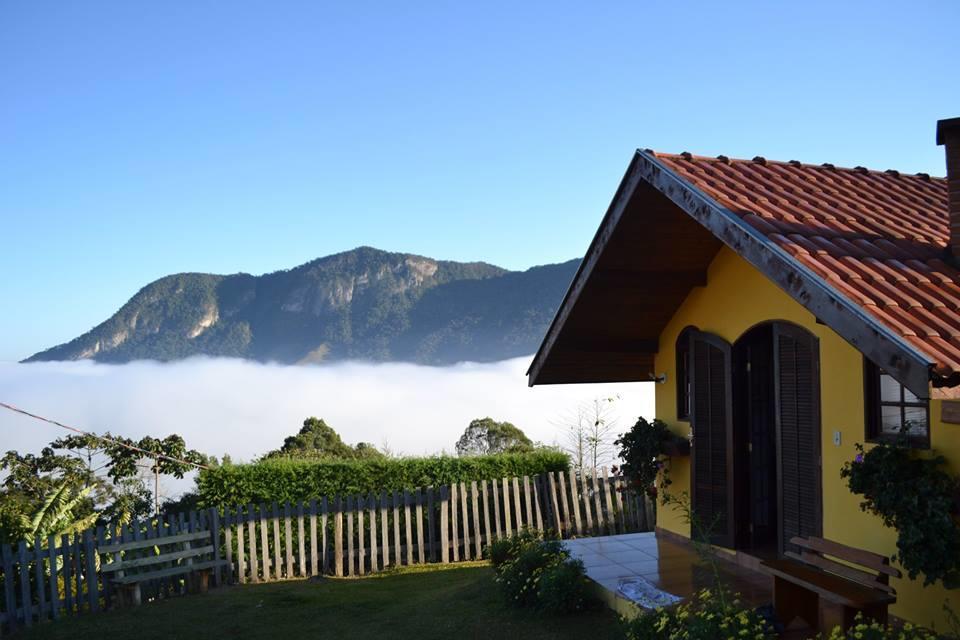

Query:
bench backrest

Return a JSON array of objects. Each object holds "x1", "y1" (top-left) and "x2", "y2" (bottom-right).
[
  {"x1": 100, "y1": 530, "x2": 214, "y2": 575},
  {"x1": 787, "y1": 536, "x2": 902, "y2": 594}
]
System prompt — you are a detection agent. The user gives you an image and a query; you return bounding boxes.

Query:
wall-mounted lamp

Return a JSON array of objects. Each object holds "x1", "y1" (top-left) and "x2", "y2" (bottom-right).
[{"x1": 648, "y1": 372, "x2": 667, "y2": 384}]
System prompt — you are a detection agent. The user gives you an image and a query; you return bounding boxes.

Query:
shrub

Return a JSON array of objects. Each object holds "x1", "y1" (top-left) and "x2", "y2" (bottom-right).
[
  {"x1": 196, "y1": 451, "x2": 569, "y2": 506},
  {"x1": 623, "y1": 587, "x2": 774, "y2": 640},
  {"x1": 486, "y1": 528, "x2": 541, "y2": 569},
  {"x1": 614, "y1": 416, "x2": 687, "y2": 501},
  {"x1": 536, "y1": 558, "x2": 591, "y2": 613},
  {"x1": 841, "y1": 441, "x2": 960, "y2": 587},
  {"x1": 495, "y1": 539, "x2": 568, "y2": 607},
  {"x1": 819, "y1": 613, "x2": 938, "y2": 639}
]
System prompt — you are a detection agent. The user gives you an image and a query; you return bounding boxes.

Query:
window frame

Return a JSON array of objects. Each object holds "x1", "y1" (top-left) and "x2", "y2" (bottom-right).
[
  {"x1": 863, "y1": 358, "x2": 930, "y2": 449},
  {"x1": 676, "y1": 328, "x2": 694, "y2": 421}
]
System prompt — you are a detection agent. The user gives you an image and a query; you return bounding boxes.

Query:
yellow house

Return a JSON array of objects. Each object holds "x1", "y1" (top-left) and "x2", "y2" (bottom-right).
[{"x1": 528, "y1": 117, "x2": 960, "y2": 630}]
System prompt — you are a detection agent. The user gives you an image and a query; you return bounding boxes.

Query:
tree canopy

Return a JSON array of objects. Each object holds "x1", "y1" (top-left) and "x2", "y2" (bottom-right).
[
  {"x1": 455, "y1": 418, "x2": 533, "y2": 456},
  {"x1": 264, "y1": 417, "x2": 385, "y2": 460}
]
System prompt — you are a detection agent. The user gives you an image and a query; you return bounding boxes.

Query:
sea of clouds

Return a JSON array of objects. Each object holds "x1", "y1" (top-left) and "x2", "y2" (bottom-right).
[{"x1": 0, "y1": 357, "x2": 654, "y2": 498}]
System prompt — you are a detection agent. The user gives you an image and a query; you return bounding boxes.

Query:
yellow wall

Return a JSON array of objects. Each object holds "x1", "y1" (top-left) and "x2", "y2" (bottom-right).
[{"x1": 653, "y1": 246, "x2": 960, "y2": 631}]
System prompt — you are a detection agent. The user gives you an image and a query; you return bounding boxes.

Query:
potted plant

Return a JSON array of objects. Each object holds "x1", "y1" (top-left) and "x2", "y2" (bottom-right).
[{"x1": 614, "y1": 417, "x2": 688, "y2": 501}]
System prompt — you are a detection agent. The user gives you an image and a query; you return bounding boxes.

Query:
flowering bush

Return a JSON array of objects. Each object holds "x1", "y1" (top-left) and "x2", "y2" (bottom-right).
[
  {"x1": 819, "y1": 613, "x2": 938, "y2": 639},
  {"x1": 841, "y1": 441, "x2": 960, "y2": 588},
  {"x1": 623, "y1": 588, "x2": 774, "y2": 640},
  {"x1": 488, "y1": 530, "x2": 595, "y2": 613}
]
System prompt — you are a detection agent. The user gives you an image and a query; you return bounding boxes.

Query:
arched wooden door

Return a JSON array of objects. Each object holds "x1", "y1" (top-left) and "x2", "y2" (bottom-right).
[
  {"x1": 773, "y1": 323, "x2": 822, "y2": 554},
  {"x1": 690, "y1": 331, "x2": 735, "y2": 547}
]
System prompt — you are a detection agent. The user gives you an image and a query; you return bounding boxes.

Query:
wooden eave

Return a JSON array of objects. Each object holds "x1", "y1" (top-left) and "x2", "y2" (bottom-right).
[{"x1": 527, "y1": 150, "x2": 935, "y2": 398}]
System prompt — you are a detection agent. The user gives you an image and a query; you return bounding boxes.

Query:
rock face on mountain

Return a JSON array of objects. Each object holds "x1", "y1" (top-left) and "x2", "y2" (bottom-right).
[{"x1": 25, "y1": 247, "x2": 579, "y2": 365}]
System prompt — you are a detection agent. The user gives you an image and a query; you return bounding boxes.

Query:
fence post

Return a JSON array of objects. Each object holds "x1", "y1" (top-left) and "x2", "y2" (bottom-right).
[
  {"x1": 439, "y1": 485, "x2": 449, "y2": 563},
  {"x1": 47, "y1": 534, "x2": 60, "y2": 620},
  {"x1": 415, "y1": 488, "x2": 426, "y2": 565},
  {"x1": 427, "y1": 487, "x2": 437, "y2": 563},
  {"x1": 334, "y1": 497, "x2": 344, "y2": 578},
  {"x1": 2, "y1": 543, "x2": 17, "y2": 632}
]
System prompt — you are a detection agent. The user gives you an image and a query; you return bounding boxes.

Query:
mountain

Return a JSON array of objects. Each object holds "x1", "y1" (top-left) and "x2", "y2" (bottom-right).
[{"x1": 24, "y1": 247, "x2": 579, "y2": 366}]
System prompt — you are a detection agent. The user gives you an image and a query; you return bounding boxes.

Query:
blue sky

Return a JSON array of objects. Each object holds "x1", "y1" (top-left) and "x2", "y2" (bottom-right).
[{"x1": 1, "y1": 0, "x2": 957, "y2": 362}]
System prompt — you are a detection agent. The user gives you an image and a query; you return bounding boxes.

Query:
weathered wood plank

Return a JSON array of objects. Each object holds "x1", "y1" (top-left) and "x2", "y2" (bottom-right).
[
  {"x1": 334, "y1": 497, "x2": 344, "y2": 578},
  {"x1": 579, "y1": 473, "x2": 594, "y2": 534},
  {"x1": 501, "y1": 478, "x2": 512, "y2": 537},
  {"x1": 83, "y1": 530, "x2": 98, "y2": 614},
  {"x1": 601, "y1": 468, "x2": 617, "y2": 535},
  {"x1": 297, "y1": 502, "x2": 306, "y2": 578},
  {"x1": 439, "y1": 485, "x2": 449, "y2": 563},
  {"x1": 354, "y1": 496, "x2": 364, "y2": 576},
  {"x1": 33, "y1": 536, "x2": 47, "y2": 621},
  {"x1": 47, "y1": 534, "x2": 60, "y2": 620},
  {"x1": 368, "y1": 493, "x2": 379, "y2": 573},
  {"x1": 530, "y1": 476, "x2": 544, "y2": 532},
  {"x1": 309, "y1": 500, "x2": 319, "y2": 577},
  {"x1": 284, "y1": 502, "x2": 295, "y2": 578},
  {"x1": 235, "y1": 506, "x2": 246, "y2": 584},
  {"x1": 470, "y1": 481, "x2": 482, "y2": 558},
  {"x1": 60, "y1": 534, "x2": 73, "y2": 617},
  {"x1": 450, "y1": 483, "x2": 460, "y2": 562},
  {"x1": 2, "y1": 543, "x2": 19, "y2": 630},
  {"x1": 211, "y1": 508, "x2": 224, "y2": 586},
  {"x1": 415, "y1": 488, "x2": 425, "y2": 564},
  {"x1": 247, "y1": 504, "x2": 259, "y2": 583},
  {"x1": 556, "y1": 471, "x2": 570, "y2": 533},
  {"x1": 259, "y1": 504, "x2": 271, "y2": 582},
  {"x1": 547, "y1": 473, "x2": 563, "y2": 535},
  {"x1": 18, "y1": 542, "x2": 33, "y2": 626},
  {"x1": 481, "y1": 481, "x2": 492, "y2": 547},
  {"x1": 403, "y1": 491, "x2": 414, "y2": 566},
  {"x1": 491, "y1": 480, "x2": 502, "y2": 540},
  {"x1": 102, "y1": 530, "x2": 210, "y2": 553},
  {"x1": 427, "y1": 487, "x2": 437, "y2": 563},
  {"x1": 612, "y1": 475, "x2": 626, "y2": 533},
  {"x1": 458, "y1": 483, "x2": 470, "y2": 561},
  {"x1": 321, "y1": 497, "x2": 330, "y2": 574},
  {"x1": 271, "y1": 502, "x2": 283, "y2": 581},
  {"x1": 511, "y1": 477, "x2": 523, "y2": 530},
  {"x1": 223, "y1": 509, "x2": 234, "y2": 584},
  {"x1": 591, "y1": 468, "x2": 604, "y2": 535},
  {"x1": 567, "y1": 469, "x2": 583, "y2": 535},
  {"x1": 392, "y1": 492, "x2": 402, "y2": 566},
  {"x1": 380, "y1": 490, "x2": 390, "y2": 568},
  {"x1": 522, "y1": 476, "x2": 533, "y2": 532},
  {"x1": 357, "y1": 496, "x2": 366, "y2": 576}
]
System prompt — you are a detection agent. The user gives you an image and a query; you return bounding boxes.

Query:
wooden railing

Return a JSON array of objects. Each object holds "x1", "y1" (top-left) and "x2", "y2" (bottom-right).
[{"x1": 0, "y1": 469, "x2": 655, "y2": 633}]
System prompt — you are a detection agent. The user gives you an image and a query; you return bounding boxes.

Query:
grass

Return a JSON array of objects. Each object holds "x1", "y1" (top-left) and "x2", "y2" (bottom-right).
[{"x1": 17, "y1": 562, "x2": 625, "y2": 640}]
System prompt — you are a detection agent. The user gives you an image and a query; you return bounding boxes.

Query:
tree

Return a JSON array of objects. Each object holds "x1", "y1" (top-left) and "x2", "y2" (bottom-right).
[
  {"x1": 455, "y1": 418, "x2": 533, "y2": 457},
  {"x1": 264, "y1": 417, "x2": 385, "y2": 460},
  {"x1": 556, "y1": 396, "x2": 620, "y2": 474},
  {"x1": 20, "y1": 481, "x2": 99, "y2": 544}
]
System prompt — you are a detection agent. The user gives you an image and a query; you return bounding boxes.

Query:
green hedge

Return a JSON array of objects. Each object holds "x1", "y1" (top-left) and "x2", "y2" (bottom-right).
[{"x1": 196, "y1": 451, "x2": 570, "y2": 507}]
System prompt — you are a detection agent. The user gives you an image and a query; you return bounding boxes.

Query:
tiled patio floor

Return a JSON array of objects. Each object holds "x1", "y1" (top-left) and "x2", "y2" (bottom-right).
[
  {"x1": 563, "y1": 532, "x2": 772, "y2": 611},
  {"x1": 565, "y1": 532, "x2": 851, "y2": 637}
]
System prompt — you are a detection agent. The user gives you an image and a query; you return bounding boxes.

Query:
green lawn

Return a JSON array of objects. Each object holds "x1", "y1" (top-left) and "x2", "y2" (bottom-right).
[{"x1": 18, "y1": 563, "x2": 625, "y2": 640}]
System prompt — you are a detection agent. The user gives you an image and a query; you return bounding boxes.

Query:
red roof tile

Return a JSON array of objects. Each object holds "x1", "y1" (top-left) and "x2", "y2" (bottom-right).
[{"x1": 653, "y1": 153, "x2": 955, "y2": 376}]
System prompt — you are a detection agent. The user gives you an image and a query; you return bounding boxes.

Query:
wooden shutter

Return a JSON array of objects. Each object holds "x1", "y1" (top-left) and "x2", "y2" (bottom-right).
[
  {"x1": 691, "y1": 332, "x2": 734, "y2": 547},
  {"x1": 774, "y1": 324, "x2": 822, "y2": 554}
]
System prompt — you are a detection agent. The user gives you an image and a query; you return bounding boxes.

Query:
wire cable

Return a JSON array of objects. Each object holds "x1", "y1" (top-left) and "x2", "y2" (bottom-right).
[{"x1": 0, "y1": 401, "x2": 210, "y2": 470}]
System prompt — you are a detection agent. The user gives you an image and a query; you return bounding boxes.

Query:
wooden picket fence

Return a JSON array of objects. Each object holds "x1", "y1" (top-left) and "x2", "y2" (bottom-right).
[{"x1": 0, "y1": 469, "x2": 654, "y2": 633}]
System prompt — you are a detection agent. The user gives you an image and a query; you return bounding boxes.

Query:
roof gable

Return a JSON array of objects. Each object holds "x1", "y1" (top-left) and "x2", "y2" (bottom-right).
[{"x1": 528, "y1": 151, "x2": 950, "y2": 397}]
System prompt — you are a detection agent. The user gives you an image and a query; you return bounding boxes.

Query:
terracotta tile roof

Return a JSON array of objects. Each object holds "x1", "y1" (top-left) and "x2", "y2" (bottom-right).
[{"x1": 652, "y1": 152, "x2": 956, "y2": 375}]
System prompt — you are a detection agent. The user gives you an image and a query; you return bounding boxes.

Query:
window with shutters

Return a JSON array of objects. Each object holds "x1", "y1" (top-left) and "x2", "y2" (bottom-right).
[
  {"x1": 676, "y1": 329, "x2": 693, "y2": 421},
  {"x1": 864, "y1": 359, "x2": 929, "y2": 449}
]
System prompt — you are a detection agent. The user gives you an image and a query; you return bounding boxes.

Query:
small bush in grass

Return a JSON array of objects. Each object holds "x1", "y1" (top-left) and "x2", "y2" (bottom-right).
[
  {"x1": 485, "y1": 527, "x2": 542, "y2": 569},
  {"x1": 536, "y1": 558, "x2": 591, "y2": 613},
  {"x1": 489, "y1": 531, "x2": 595, "y2": 613}
]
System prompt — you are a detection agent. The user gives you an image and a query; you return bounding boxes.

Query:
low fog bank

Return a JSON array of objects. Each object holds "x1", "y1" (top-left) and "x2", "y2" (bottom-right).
[{"x1": 0, "y1": 357, "x2": 654, "y2": 471}]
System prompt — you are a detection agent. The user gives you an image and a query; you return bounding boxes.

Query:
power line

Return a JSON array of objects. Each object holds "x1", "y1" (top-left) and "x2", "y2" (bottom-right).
[{"x1": 0, "y1": 401, "x2": 210, "y2": 471}]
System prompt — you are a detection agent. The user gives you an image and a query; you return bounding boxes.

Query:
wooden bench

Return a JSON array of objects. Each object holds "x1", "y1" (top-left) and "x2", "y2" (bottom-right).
[
  {"x1": 100, "y1": 530, "x2": 228, "y2": 607},
  {"x1": 761, "y1": 536, "x2": 901, "y2": 631}
]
